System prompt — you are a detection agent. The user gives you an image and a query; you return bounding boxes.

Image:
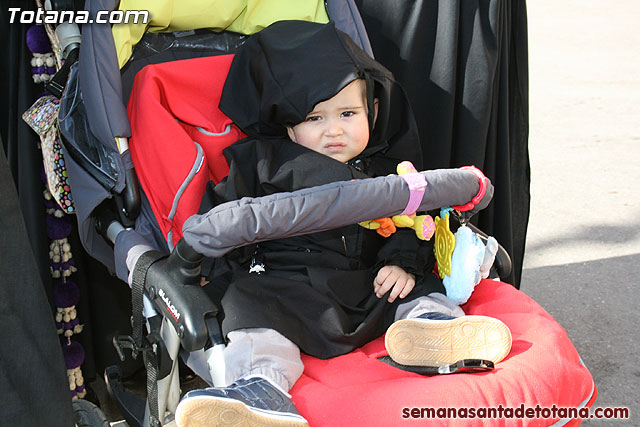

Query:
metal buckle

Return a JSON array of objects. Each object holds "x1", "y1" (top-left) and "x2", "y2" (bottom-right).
[
  {"x1": 437, "y1": 359, "x2": 494, "y2": 374},
  {"x1": 112, "y1": 335, "x2": 152, "y2": 361}
]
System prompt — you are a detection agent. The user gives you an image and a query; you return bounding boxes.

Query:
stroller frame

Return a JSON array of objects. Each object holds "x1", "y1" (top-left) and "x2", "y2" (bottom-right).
[
  {"x1": 43, "y1": 1, "x2": 595, "y2": 426},
  {"x1": 102, "y1": 173, "x2": 503, "y2": 427}
]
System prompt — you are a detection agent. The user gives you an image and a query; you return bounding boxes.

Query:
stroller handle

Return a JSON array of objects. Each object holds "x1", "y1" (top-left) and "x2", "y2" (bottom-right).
[{"x1": 173, "y1": 237, "x2": 204, "y2": 265}]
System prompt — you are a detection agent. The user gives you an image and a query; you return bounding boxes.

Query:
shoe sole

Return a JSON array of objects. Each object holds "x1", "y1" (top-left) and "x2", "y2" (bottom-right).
[
  {"x1": 385, "y1": 315, "x2": 512, "y2": 367},
  {"x1": 175, "y1": 395, "x2": 309, "y2": 427}
]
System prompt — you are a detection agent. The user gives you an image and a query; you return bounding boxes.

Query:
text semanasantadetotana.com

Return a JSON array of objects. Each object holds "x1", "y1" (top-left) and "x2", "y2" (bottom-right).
[{"x1": 402, "y1": 404, "x2": 630, "y2": 420}]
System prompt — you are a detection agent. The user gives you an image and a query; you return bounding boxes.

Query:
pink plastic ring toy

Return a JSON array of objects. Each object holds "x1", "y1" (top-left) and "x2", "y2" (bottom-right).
[{"x1": 451, "y1": 165, "x2": 487, "y2": 211}]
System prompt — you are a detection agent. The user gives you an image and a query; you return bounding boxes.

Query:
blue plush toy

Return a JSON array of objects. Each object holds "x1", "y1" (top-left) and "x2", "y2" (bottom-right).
[{"x1": 436, "y1": 209, "x2": 498, "y2": 305}]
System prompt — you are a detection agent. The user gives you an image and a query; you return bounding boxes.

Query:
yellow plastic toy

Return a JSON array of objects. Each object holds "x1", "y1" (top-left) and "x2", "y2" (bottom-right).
[
  {"x1": 434, "y1": 208, "x2": 456, "y2": 278},
  {"x1": 358, "y1": 161, "x2": 435, "y2": 240}
]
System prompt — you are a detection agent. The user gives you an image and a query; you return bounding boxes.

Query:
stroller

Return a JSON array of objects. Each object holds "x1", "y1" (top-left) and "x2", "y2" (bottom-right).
[{"x1": 48, "y1": 1, "x2": 596, "y2": 425}]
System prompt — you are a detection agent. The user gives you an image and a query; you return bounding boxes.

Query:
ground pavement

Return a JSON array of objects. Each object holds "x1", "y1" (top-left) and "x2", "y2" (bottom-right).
[{"x1": 522, "y1": 1, "x2": 640, "y2": 424}]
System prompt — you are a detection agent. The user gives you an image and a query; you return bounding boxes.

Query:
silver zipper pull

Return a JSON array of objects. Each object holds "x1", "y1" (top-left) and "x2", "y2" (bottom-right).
[{"x1": 341, "y1": 235, "x2": 348, "y2": 256}]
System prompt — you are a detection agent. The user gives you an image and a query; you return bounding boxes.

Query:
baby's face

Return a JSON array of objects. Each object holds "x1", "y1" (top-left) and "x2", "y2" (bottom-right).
[{"x1": 287, "y1": 79, "x2": 371, "y2": 163}]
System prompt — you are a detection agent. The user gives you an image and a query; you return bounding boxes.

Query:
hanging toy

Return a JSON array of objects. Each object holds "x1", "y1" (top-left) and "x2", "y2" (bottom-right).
[
  {"x1": 53, "y1": 280, "x2": 84, "y2": 337},
  {"x1": 434, "y1": 208, "x2": 456, "y2": 278},
  {"x1": 61, "y1": 340, "x2": 87, "y2": 400},
  {"x1": 25, "y1": 25, "x2": 57, "y2": 84},
  {"x1": 359, "y1": 161, "x2": 435, "y2": 240},
  {"x1": 443, "y1": 226, "x2": 487, "y2": 304},
  {"x1": 434, "y1": 208, "x2": 499, "y2": 304}
]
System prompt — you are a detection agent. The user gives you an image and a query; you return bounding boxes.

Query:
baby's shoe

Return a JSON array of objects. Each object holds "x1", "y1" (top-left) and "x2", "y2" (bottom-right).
[
  {"x1": 385, "y1": 312, "x2": 512, "y2": 367},
  {"x1": 175, "y1": 375, "x2": 309, "y2": 426}
]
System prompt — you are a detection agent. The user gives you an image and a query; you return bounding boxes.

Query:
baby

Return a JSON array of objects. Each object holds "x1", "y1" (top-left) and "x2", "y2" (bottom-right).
[{"x1": 176, "y1": 21, "x2": 511, "y2": 427}]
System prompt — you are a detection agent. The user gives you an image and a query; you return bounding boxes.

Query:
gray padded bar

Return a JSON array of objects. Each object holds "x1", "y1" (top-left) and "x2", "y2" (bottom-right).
[{"x1": 182, "y1": 169, "x2": 488, "y2": 258}]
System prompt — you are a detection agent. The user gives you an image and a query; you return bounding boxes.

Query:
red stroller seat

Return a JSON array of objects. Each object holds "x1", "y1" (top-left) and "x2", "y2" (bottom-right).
[
  {"x1": 128, "y1": 55, "x2": 245, "y2": 246},
  {"x1": 293, "y1": 280, "x2": 597, "y2": 426}
]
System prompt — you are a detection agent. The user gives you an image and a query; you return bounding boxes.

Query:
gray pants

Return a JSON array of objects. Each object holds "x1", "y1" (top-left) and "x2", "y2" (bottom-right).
[
  {"x1": 125, "y1": 240, "x2": 465, "y2": 391},
  {"x1": 186, "y1": 293, "x2": 465, "y2": 391}
]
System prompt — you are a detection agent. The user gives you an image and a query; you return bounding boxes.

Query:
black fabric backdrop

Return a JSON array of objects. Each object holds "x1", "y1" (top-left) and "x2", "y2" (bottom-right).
[
  {"x1": 1, "y1": 3, "x2": 141, "y2": 422},
  {"x1": 0, "y1": 1, "x2": 529, "y2": 420},
  {"x1": 0, "y1": 140, "x2": 74, "y2": 425},
  {"x1": 355, "y1": 0, "x2": 530, "y2": 286}
]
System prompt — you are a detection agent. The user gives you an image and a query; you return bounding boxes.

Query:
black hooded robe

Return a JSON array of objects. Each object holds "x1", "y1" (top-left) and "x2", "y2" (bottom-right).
[{"x1": 203, "y1": 21, "x2": 446, "y2": 359}]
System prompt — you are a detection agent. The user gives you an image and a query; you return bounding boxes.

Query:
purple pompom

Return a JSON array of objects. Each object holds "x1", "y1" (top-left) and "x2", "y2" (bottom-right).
[
  {"x1": 53, "y1": 280, "x2": 80, "y2": 307},
  {"x1": 43, "y1": 197, "x2": 56, "y2": 209},
  {"x1": 61, "y1": 259, "x2": 75, "y2": 271},
  {"x1": 64, "y1": 318, "x2": 80, "y2": 332},
  {"x1": 61, "y1": 340, "x2": 85, "y2": 370},
  {"x1": 45, "y1": 214, "x2": 72, "y2": 240},
  {"x1": 26, "y1": 25, "x2": 51, "y2": 54}
]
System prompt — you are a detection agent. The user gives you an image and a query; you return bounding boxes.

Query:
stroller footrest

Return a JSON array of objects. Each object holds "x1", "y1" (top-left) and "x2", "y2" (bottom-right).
[{"x1": 104, "y1": 365, "x2": 145, "y2": 427}]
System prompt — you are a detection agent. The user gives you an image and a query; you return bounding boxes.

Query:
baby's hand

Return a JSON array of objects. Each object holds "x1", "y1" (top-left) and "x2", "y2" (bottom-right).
[{"x1": 373, "y1": 265, "x2": 415, "y2": 303}]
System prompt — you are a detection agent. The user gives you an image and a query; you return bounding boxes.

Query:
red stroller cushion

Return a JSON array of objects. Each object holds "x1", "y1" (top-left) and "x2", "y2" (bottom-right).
[
  {"x1": 291, "y1": 279, "x2": 597, "y2": 426},
  {"x1": 128, "y1": 55, "x2": 246, "y2": 244}
]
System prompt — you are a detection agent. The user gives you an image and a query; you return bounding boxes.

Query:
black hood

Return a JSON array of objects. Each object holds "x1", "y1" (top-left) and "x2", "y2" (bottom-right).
[{"x1": 220, "y1": 20, "x2": 422, "y2": 172}]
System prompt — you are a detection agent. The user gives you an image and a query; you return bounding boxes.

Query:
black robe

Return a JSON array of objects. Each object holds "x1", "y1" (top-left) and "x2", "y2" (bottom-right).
[
  {"x1": 354, "y1": 0, "x2": 530, "y2": 287},
  {"x1": 203, "y1": 138, "x2": 444, "y2": 358},
  {"x1": 203, "y1": 21, "x2": 444, "y2": 359}
]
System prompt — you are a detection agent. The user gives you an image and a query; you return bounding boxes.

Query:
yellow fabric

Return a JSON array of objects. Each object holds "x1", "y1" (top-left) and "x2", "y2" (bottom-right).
[{"x1": 112, "y1": 0, "x2": 329, "y2": 68}]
